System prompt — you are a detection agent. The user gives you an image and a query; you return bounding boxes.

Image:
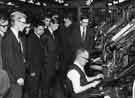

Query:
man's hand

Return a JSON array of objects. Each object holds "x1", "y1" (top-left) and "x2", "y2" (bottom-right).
[
  {"x1": 96, "y1": 74, "x2": 104, "y2": 79},
  {"x1": 17, "y1": 78, "x2": 24, "y2": 86},
  {"x1": 91, "y1": 81, "x2": 101, "y2": 88},
  {"x1": 30, "y1": 72, "x2": 36, "y2": 77}
]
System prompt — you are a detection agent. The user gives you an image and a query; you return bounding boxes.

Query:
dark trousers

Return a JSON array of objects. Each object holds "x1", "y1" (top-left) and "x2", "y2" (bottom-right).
[
  {"x1": 41, "y1": 68, "x2": 57, "y2": 98},
  {"x1": 26, "y1": 74, "x2": 40, "y2": 98},
  {"x1": 10, "y1": 84, "x2": 22, "y2": 98}
]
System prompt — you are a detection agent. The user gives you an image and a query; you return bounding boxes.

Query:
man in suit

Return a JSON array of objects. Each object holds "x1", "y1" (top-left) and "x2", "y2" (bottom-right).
[
  {"x1": 42, "y1": 15, "x2": 51, "y2": 30},
  {"x1": 71, "y1": 16, "x2": 94, "y2": 57},
  {"x1": 59, "y1": 14, "x2": 77, "y2": 73},
  {"x1": 26, "y1": 21, "x2": 45, "y2": 98},
  {"x1": 1, "y1": 11, "x2": 29, "y2": 98},
  {"x1": 41, "y1": 18, "x2": 59, "y2": 98}
]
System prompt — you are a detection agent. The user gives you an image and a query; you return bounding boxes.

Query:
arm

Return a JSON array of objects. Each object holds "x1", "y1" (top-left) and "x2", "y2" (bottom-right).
[
  {"x1": 86, "y1": 74, "x2": 104, "y2": 82},
  {"x1": 67, "y1": 69, "x2": 101, "y2": 94},
  {"x1": 2, "y1": 37, "x2": 25, "y2": 84}
]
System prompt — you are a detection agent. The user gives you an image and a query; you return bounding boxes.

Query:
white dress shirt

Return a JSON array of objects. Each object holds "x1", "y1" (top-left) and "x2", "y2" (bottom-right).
[
  {"x1": 34, "y1": 32, "x2": 40, "y2": 39},
  {"x1": 80, "y1": 26, "x2": 86, "y2": 40},
  {"x1": 11, "y1": 27, "x2": 20, "y2": 42},
  {"x1": 0, "y1": 31, "x2": 4, "y2": 37},
  {"x1": 10, "y1": 27, "x2": 25, "y2": 85}
]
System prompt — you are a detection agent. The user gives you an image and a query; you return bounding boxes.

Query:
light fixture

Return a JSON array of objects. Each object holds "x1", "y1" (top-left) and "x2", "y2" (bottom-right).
[
  {"x1": 104, "y1": 95, "x2": 111, "y2": 98},
  {"x1": 43, "y1": 3, "x2": 47, "y2": 6},
  {"x1": 86, "y1": 0, "x2": 93, "y2": 6},
  {"x1": 64, "y1": 3, "x2": 69, "y2": 6},
  {"x1": 28, "y1": 0, "x2": 34, "y2": 4},
  {"x1": 119, "y1": 0, "x2": 126, "y2": 3},
  {"x1": 0, "y1": 1, "x2": 4, "y2": 4},
  {"x1": 19, "y1": 0, "x2": 26, "y2": 2},
  {"x1": 7, "y1": 2, "x2": 14, "y2": 5},
  {"x1": 108, "y1": 3, "x2": 113, "y2": 6},
  {"x1": 35, "y1": 2, "x2": 40, "y2": 5},
  {"x1": 113, "y1": 1, "x2": 119, "y2": 4}
]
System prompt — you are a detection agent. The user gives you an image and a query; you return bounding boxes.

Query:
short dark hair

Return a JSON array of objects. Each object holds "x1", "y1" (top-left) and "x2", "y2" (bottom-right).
[
  {"x1": 64, "y1": 14, "x2": 73, "y2": 21},
  {"x1": 0, "y1": 14, "x2": 8, "y2": 21},
  {"x1": 33, "y1": 21, "x2": 45, "y2": 28},
  {"x1": 80, "y1": 16, "x2": 89, "y2": 21},
  {"x1": 50, "y1": 18, "x2": 59, "y2": 24},
  {"x1": 41, "y1": 14, "x2": 51, "y2": 20}
]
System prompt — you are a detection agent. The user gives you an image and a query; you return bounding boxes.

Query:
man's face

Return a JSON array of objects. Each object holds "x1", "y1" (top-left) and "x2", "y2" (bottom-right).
[
  {"x1": 0, "y1": 20, "x2": 8, "y2": 33},
  {"x1": 64, "y1": 18, "x2": 72, "y2": 27},
  {"x1": 79, "y1": 51, "x2": 89, "y2": 67},
  {"x1": 80, "y1": 19, "x2": 89, "y2": 27},
  {"x1": 43, "y1": 17, "x2": 51, "y2": 27},
  {"x1": 15, "y1": 17, "x2": 28, "y2": 32},
  {"x1": 51, "y1": 23, "x2": 59, "y2": 31},
  {"x1": 35, "y1": 25, "x2": 44, "y2": 36}
]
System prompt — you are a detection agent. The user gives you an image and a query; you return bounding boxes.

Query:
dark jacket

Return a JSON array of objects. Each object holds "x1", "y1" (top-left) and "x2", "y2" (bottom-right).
[
  {"x1": 27, "y1": 30, "x2": 44, "y2": 75},
  {"x1": 71, "y1": 25, "x2": 94, "y2": 55},
  {"x1": 1, "y1": 29, "x2": 25, "y2": 84},
  {"x1": 41, "y1": 29, "x2": 59, "y2": 71}
]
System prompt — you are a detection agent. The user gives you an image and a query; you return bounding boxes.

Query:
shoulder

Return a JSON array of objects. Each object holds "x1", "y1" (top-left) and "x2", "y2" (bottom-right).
[
  {"x1": 67, "y1": 69, "x2": 80, "y2": 80},
  {"x1": 2, "y1": 32, "x2": 12, "y2": 44}
]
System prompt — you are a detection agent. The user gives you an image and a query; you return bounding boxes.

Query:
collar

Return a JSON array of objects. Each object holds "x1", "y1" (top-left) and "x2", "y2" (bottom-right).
[
  {"x1": 34, "y1": 32, "x2": 40, "y2": 38},
  {"x1": 10, "y1": 27, "x2": 19, "y2": 42},
  {"x1": 48, "y1": 27, "x2": 53, "y2": 35},
  {"x1": 74, "y1": 61, "x2": 84, "y2": 72},
  {"x1": 48, "y1": 27, "x2": 55, "y2": 39},
  {"x1": 80, "y1": 26, "x2": 86, "y2": 30}
]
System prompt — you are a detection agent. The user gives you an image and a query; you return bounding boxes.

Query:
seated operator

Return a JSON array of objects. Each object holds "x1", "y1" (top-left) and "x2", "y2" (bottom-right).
[{"x1": 66, "y1": 48, "x2": 104, "y2": 98}]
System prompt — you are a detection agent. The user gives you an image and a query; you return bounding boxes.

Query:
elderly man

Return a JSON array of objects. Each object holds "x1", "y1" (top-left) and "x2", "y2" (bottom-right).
[
  {"x1": 2, "y1": 11, "x2": 29, "y2": 98},
  {"x1": 65, "y1": 48, "x2": 104, "y2": 98}
]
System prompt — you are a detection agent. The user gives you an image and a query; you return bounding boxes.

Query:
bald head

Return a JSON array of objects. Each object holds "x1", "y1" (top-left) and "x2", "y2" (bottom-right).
[{"x1": 75, "y1": 48, "x2": 89, "y2": 67}]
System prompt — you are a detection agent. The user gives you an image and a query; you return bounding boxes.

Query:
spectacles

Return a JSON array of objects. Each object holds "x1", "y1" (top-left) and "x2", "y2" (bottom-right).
[{"x1": 80, "y1": 56, "x2": 89, "y2": 61}]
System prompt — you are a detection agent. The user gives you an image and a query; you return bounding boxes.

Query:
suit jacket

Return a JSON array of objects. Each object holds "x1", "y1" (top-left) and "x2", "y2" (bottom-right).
[
  {"x1": 41, "y1": 29, "x2": 58, "y2": 71},
  {"x1": 1, "y1": 29, "x2": 25, "y2": 84},
  {"x1": 27, "y1": 30, "x2": 44, "y2": 75},
  {"x1": 0, "y1": 35, "x2": 3, "y2": 69},
  {"x1": 71, "y1": 25, "x2": 95, "y2": 56},
  {"x1": 60, "y1": 24, "x2": 77, "y2": 67}
]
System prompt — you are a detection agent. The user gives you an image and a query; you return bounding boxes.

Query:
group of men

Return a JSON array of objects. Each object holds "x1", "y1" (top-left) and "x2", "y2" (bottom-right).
[{"x1": 0, "y1": 9, "x2": 104, "y2": 98}]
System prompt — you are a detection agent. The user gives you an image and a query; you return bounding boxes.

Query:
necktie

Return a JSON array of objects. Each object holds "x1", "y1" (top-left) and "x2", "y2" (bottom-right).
[
  {"x1": 82, "y1": 27, "x2": 86, "y2": 41},
  {"x1": 19, "y1": 38, "x2": 24, "y2": 54},
  {"x1": 19, "y1": 37, "x2": 26, "y2": 63}
]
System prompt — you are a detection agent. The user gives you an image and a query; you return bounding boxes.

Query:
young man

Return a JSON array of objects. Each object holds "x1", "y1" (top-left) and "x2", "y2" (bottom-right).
[
  {"x1": 41, "y1": 18, "x2": 60, "y2": 98},
  {"x1": 66, "y1": 48, "x2": 104, "y2": 98},
  {"x1": 26, "y1": 21, "x2": 45, "y2": 98}
]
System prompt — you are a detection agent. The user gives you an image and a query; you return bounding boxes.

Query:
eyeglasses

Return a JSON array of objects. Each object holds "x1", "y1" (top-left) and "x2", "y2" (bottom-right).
[{"x1": 80, "y1": 56, "x2": 89, "y2": 61}]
